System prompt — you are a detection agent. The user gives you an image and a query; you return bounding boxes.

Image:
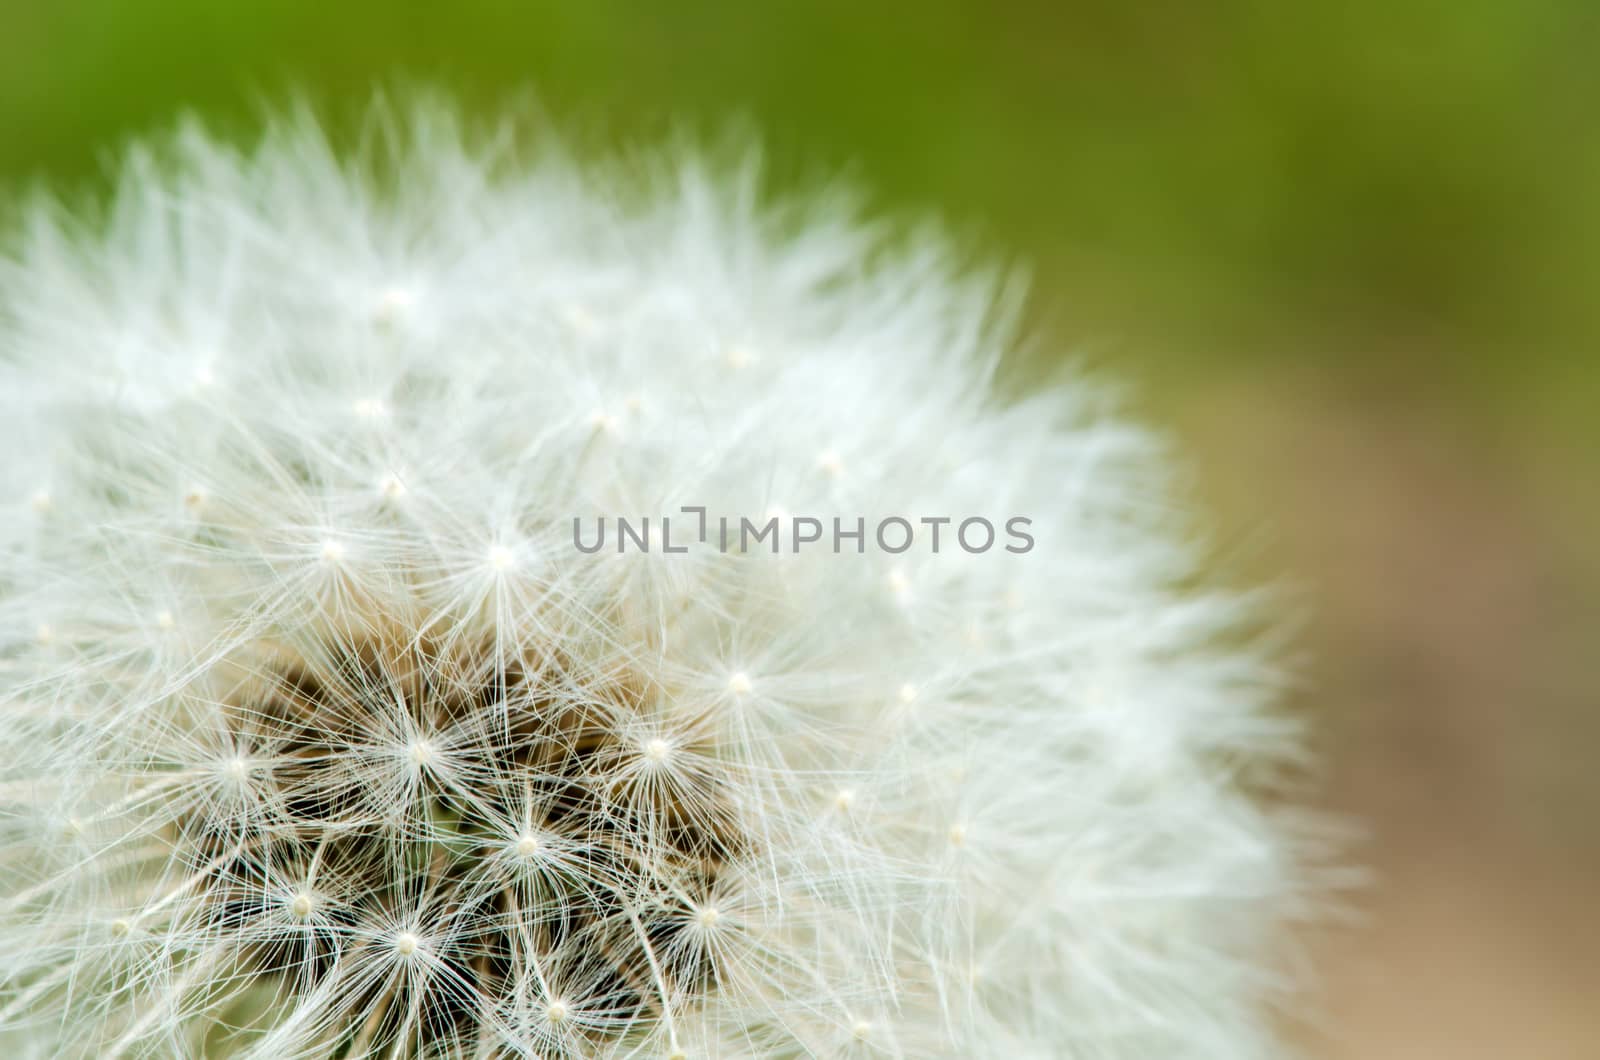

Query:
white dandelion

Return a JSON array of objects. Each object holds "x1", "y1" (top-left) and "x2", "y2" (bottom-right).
[{"x1": 0, "y1": 100, "x2": 1330, "y2": 1057}]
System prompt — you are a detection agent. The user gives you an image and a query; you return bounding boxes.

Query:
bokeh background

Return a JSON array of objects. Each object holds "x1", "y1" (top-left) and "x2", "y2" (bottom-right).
[{"x1": 3, "y1": 3, "x2": 1596, "y2": 1055}]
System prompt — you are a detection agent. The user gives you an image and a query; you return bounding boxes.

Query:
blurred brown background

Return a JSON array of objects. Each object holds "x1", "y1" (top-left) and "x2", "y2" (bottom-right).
[{"x1": 2, "y1": 3, "x2": 1596, "y2": 1055}]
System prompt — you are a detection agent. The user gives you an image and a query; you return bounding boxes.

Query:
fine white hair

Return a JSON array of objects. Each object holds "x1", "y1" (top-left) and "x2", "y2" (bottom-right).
[{"x1": 0, "y1": 98, "x2": 1328, "y2": 1058}]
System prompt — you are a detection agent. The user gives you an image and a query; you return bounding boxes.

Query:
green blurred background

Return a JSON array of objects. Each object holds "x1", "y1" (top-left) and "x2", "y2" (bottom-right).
[{"x1": 3, "y1": 3, "x2": 1596, "y2": 1055}]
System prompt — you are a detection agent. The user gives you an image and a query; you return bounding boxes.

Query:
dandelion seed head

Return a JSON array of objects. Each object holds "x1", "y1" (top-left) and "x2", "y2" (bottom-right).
[{"x1": 0, "y1": 98, "x2": 1327, "y2": 1059}]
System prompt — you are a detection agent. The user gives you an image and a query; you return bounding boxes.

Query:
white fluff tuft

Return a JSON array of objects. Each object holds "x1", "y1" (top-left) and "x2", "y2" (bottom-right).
[{"x1": 0, "y1": 101, "x2": 1326, "y2": 1058}]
